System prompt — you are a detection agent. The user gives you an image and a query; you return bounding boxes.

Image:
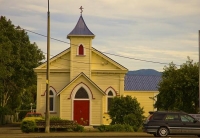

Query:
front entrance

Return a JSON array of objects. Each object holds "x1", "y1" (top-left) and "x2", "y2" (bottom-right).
[{"x1": 73, "y1": 100, "x2": 90, "y2": 126}]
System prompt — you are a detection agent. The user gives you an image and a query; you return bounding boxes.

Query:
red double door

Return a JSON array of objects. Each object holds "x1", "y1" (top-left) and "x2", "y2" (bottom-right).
[{"x1": 73, "y1": 100, "x2": 90, "y2": 126}]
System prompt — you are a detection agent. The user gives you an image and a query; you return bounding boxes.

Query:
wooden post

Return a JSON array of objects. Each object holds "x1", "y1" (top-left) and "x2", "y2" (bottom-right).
[{"x1": 45, "y1": 0, "x2": 50, "y2": 133}]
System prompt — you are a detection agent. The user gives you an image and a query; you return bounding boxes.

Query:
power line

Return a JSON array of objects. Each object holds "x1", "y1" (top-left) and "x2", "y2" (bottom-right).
[
  {"x1": 43, "y1": 51, "x2": 101, "y2": 65},
  {"x1": 1, "y1": 25, "x2": 163, "y2": 80},
  {"x1": 18, "y1": 26, "x2": 180, "y2": 66},
  {"x1": 102, "y1": 52, "x2": 169, "y2": 65},
  {"x1": 24, "y1": 29, "x2": 69, "y2": 44}
]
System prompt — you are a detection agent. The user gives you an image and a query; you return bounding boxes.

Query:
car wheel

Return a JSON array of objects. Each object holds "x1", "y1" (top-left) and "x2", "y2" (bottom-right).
[{"x1": 157, "y1": 127, "x2": 169, "y2": 137}]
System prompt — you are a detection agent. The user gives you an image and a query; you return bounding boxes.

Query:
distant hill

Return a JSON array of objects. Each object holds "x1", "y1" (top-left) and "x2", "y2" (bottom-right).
[{"x1": 127, "y1": 69, "x2": 162, "y2": 76}]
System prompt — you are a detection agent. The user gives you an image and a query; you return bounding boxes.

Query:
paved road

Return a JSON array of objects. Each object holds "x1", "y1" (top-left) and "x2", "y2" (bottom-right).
[
  {"x1": 0, "y1": 124, "x2": 198, "y2": 138},
  {"x1": 27, "y1": 137, "x2": 198, "y2": 138}
]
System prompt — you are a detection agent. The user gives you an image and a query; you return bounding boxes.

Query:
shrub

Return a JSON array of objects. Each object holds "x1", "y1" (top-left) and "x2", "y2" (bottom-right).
[
  {"x1": 123, "y1": 124, "x2": 134, "y2": 132},
  {"x1": 50, "y1": 116, "x2": 62, "y2": 121},
  {"x1": 111, "y1": 124, "x2": 125, "y2": 132},
  {"x1": 97, "y1": 124, "x2": 106, "y2": 132},
  {"x1": 108, "y1": 95, "x2": 145, "y2": 130},
  {"x1": 97, "y1": 124, "x2": 134, "y2": 132},
  {"x1": 123, "y1": 113, "x2": 143, "y2": 131},
  {"x1": 21, "y1": 120, "x2": 36, "y2": 133},
  {"x1": 73, "y1": 124, "x2": 84, "y2": 132},
  {"x1": 110, "y1": 124, "x2": 134, "y2": 132}
]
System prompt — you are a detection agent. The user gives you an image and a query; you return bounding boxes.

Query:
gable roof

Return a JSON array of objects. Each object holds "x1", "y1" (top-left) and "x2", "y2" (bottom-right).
[
  {"x1": 34, "y1": 47, "x2": 128, "y2": 73},
  {"x1": 124, "y1": 75, "x2": 162, "y2": 91},
  {"x1": 57, "y1": 72, "x2": 106, "y2": 96},
  {"x1": 92, "y1": 47, "x2": 128, "y2": 71},
  {"x1": 34, "y1": 48, "x2": 70, "y2": 70},
  {"x1": 67, "y1": 15, "x2": 95, "y2": 38}
]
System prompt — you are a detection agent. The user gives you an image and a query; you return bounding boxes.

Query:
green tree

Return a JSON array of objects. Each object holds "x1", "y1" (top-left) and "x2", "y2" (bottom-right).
[
  {"x1": 0, "y1": 16, "x2": 45, "y2": 114},
  {"x1": 155, "y1": 57, "x2": 199, "y2": 113},
  {"x1": 108, "y1": 95, "x2": 145, "y2": 130}
]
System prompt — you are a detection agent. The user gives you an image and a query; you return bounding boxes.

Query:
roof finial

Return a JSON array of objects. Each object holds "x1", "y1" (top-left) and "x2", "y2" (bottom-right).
[{"x1": 79, "y1": 6, "x2": 83, "y2": 14}]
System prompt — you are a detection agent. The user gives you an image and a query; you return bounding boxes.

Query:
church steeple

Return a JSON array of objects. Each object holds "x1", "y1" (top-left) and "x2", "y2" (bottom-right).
[
  {"x1": 67, "y1": 15, "x2": 95, "y2": 39},
  {"x1": 67, "y1": 7, "x2": 94, "y2": 80}
]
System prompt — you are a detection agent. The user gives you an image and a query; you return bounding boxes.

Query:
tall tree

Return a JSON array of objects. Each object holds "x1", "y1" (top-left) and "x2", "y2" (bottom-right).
[
  {"x1": 0, "y1": 16, "x2": 45, "y2": 112},
  {"x1": 154, "y1": 57, "x2": 199, "y2": 113}
]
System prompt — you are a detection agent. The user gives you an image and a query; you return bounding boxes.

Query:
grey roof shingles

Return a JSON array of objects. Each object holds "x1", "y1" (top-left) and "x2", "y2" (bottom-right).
[
  {"x1": 67, "y1": 15, "x2": 94, "y2": 37},
  {"x1": 124, "y1": 75, "x2": 162, "y2": 91}
]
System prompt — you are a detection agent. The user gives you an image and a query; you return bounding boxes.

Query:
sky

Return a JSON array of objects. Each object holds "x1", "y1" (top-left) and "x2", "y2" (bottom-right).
[{"x1": 0, "y1": 0, "x2": 200, "y2": 72}]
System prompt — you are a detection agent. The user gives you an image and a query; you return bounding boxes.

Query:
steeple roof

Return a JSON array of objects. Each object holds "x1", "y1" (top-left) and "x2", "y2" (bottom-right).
[{"x1": 67, "y1": 15, "x2": 95, "y2": 38}]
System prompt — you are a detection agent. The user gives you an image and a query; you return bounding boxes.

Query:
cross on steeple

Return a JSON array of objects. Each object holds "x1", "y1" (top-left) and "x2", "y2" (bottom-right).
[{"x1": 79, "y1": 6, "x2": 83, "y2": 14}]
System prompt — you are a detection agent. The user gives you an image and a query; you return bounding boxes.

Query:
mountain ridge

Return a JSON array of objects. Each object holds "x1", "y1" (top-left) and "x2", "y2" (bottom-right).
[{"x1": 127, "y1": 69, "x2": 162, "y2": 76}]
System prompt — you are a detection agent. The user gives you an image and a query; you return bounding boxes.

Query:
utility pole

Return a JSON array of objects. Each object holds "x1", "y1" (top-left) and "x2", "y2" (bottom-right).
[
  {"x1": 199, "y1": 30, "x2": 200, "y2": 113},
  {"x1": 45, "y1": 0, "x2": 50, "y2": 133}
]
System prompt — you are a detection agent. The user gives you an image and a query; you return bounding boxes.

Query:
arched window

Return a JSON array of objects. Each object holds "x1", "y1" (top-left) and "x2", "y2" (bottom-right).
[
  {"x1": 70, "y1": 82, "x2": 93, "y2": 99},
  {"x1": 49, "y1": 90, "x2": 55, "y2": 112},
  {"x1": 78, "y1": 44, "x2": 84, "y2": 55},
  {"x1": 105, "y1": 87, "x2": 116, "y2": 112},
  {"x1": 75, "y1": 87, "x2": 89, "y2": 99},
  {"x1": 107, "y1": 91, "x2": 114, "y2": 111},
  {"x1": 41, "y1": 86, "x2": 57, "y2": 113}
]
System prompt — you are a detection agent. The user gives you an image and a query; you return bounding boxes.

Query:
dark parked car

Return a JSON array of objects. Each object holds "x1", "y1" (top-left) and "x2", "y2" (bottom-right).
[{"x1": 143, "y1": 111, "x2": 200, "y2": 137}]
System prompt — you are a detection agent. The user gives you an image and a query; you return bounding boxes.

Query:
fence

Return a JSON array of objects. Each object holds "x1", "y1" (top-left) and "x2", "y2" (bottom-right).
[{"x1": 4, "y1": 115, "x2": 14, "y2": 124}]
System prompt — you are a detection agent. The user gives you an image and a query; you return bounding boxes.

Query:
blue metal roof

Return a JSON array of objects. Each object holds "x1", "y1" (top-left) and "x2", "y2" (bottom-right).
[
  {"x1": 67, "y1": 15, "x2": 94, "y2": 38},
  {"x1": 124, "y1": 75, "x2": 162, "y2": 91}
]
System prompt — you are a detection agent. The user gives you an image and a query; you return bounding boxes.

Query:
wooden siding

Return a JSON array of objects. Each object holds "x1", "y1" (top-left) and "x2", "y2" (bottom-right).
[
  {"x1": 90, "y1": 84, "x2": 103, "y2": 125},
  {"x1": 41, "y1": 52, "x2": 70, "y2": 69},
  {"x1": 36, "y1": 72, "x2": 70, "y2": 117},
  {"x1": 102, "y1": 95, "x2": 112, "y2": 125},
  {"x1": 70, "y1": 37, "x2": 92, "y2": 80},
  {"x1": 124, "y1": 91, "x2": 159, "y2": 117},
  {"x1": 59, "y1": 75, "x2": 104, "y2": 125},
  {"x1": 91, "y1": 98, "x2": 102, "y2": 125},
  {"x1": 91, "y1": 73, "x2": 120, "y2": 94},
  {"x1": 49, "y1": 73, "x2": 70, "y2": 92},
  {"x1": 36, "y1": 83, "x2": 45, "y2": 115},
  {"x1": 91, "y1": 52, "x2": 120, "y2": 69},
  {"x1": 36, "y1": 74, "x2": 45, "y2": 115},
  {"x1": 37, "y1": 73, "x2": 70, "y2": 92},
  {"x1": 60, "y1": 95, "x2": 72, "y2": 119}
]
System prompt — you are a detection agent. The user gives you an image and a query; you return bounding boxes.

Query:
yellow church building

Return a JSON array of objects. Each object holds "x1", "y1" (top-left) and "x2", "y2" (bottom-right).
[{"x1": 34, "y1": 13, "x2": 160, "y2": 126}]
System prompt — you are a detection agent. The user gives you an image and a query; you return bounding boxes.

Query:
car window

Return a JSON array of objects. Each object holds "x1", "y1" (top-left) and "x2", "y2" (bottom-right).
[
  {"x1": 180, "y1": 114, "x2": 195, "y2": 122},
  {"x1": 165, "y1": 114, "x2": 179, "y2": 121},
  {"x1": 153, "y1": 113, "x2": 166, "y2": 120}
]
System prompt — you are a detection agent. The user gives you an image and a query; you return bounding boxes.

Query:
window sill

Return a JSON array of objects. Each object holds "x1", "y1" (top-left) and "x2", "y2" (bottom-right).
[
  {"x1": 50, "y1": 112, "x2": 57, "y2": 114},
  {"x1": 44, "y1": 112, "x2": 57, "y2": 114}
]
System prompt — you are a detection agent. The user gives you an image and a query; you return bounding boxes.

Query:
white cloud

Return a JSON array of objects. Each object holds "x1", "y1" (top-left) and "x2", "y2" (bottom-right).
[{"x1": 0, "y1": 0, "x2": 199, "y2": 72}]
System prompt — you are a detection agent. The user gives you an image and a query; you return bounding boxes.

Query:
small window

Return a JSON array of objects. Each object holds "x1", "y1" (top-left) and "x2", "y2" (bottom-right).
[
  {"x1": 75, "y1": 87, "x2": 89, "y2": 99},
  {"x1": 108, "y1": 91, "x2": 113, "y2": 96},
  {"x1": 78, "y1": 44, "x2": 84, "y2": 55},
  {"x1": 49, "y1": 90, "x2": 54, "y2": 111},
  {"x1": 107, "y1": 91, "x2": 114, "y2": 111},
  {"x1": 180, "y1": 114, "x2": 195, "y2": 122},
  {"x1": 107, "y1": 98, "x2": 113, "y2": 111},
  {"x1": 165, "y1": 114, "x2": 179, "y2": 121}
]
